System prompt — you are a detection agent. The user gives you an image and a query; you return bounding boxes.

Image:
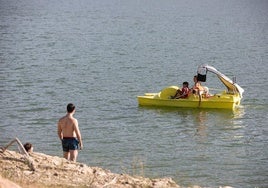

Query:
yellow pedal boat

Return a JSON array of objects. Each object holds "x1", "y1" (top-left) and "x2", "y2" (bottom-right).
[{"x1": 137, "y1": 65, "x2": 244, "y2": 110}]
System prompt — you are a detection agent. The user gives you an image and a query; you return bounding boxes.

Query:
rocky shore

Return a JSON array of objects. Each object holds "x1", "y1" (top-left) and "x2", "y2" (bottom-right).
[{"x1": 0, "y1": 149, "x2": 182, "y2": 188}]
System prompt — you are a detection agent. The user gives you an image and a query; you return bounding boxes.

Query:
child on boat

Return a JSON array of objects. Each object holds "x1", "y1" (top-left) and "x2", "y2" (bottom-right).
[{"x1": 172, "y1": 81, "x2": 190, "y2": 99}]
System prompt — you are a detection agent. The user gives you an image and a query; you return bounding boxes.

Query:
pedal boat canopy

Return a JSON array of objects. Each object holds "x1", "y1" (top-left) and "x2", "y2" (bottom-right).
[{"x1": 198, "y1": 64, "x2": 244, "y2": 98}]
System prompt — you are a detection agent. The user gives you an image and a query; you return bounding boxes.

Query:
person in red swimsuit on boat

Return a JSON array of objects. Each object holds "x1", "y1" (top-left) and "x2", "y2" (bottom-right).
[{"x1": 172, "y1": 81, "x2": 190, "y2": 99}]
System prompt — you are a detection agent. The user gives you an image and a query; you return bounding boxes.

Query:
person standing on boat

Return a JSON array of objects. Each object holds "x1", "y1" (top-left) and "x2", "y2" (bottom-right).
[{"x1": 57, "y1": 103, "x2": 83, "y2": 162}]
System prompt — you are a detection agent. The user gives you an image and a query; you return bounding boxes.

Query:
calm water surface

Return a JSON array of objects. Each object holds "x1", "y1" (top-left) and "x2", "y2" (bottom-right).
[{"x1": 1, "y1": 0, "x2": 268, "y2": 187}]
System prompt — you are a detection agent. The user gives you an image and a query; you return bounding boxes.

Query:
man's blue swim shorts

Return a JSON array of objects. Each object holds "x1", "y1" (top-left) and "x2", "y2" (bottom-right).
[{"x1": 62, "y1": 137, "x2": 79, "y2": 152}]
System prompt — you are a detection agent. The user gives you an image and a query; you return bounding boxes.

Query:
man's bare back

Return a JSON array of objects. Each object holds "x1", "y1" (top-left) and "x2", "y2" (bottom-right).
[{"x1": 58, "y1": 115, "x2": 78, "y2": 138}]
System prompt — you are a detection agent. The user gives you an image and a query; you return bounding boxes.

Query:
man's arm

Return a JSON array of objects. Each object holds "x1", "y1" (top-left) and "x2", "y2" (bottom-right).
[
  {"x1": 57, "y1": 121, "x2": 63, "y2": 140},
  {"x1": 73, "y1": 119, "x2": 83, "y2": 149}
]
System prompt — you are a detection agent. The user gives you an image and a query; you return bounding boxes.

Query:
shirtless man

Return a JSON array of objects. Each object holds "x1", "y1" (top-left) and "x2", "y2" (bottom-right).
[
  {"x1": 192, "y1": 75, "x2": 210, "y2": 97},
  {"x1": 57, "y1": 103, "x2": 83, "y2": 162},
  {"x1": 192, "y1": 75, "x2": 204, "y2": 94}
]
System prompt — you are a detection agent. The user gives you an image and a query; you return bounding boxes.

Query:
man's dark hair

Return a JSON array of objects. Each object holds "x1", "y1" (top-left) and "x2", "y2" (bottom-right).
[{"x1": 67, "y1": 103, "x2": 75, "y2": 113}]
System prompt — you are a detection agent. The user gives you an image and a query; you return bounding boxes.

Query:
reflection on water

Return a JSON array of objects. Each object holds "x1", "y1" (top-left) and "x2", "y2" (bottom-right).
[
  {"x1": 139, "y1": 106, "x2": 246, "y2": 147},
  {"x1": 194, "y1": 111, "x2": 208, "y2": 143},
  {"x1": 232, "y1": 106, "x2": 245, "y2": 121},
  {"x1": 148, "y1": 107, "x2": 250, "y2": 187}
]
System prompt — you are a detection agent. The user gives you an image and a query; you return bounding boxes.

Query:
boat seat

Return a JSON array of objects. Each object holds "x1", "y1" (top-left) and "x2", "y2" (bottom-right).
[{"x1": 159, "y1": 86, "x2": 179, "y2": 99}]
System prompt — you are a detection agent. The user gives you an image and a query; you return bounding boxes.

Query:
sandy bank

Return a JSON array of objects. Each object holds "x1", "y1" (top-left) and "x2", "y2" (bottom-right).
[{"x1": 0, "y1": 149, "x2": 182, "y2": 188}]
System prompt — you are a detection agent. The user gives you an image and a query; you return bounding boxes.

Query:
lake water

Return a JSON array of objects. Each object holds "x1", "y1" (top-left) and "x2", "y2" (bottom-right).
[{"x1": 1, "y1": 0, "x2": 267, "y2": 187}]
